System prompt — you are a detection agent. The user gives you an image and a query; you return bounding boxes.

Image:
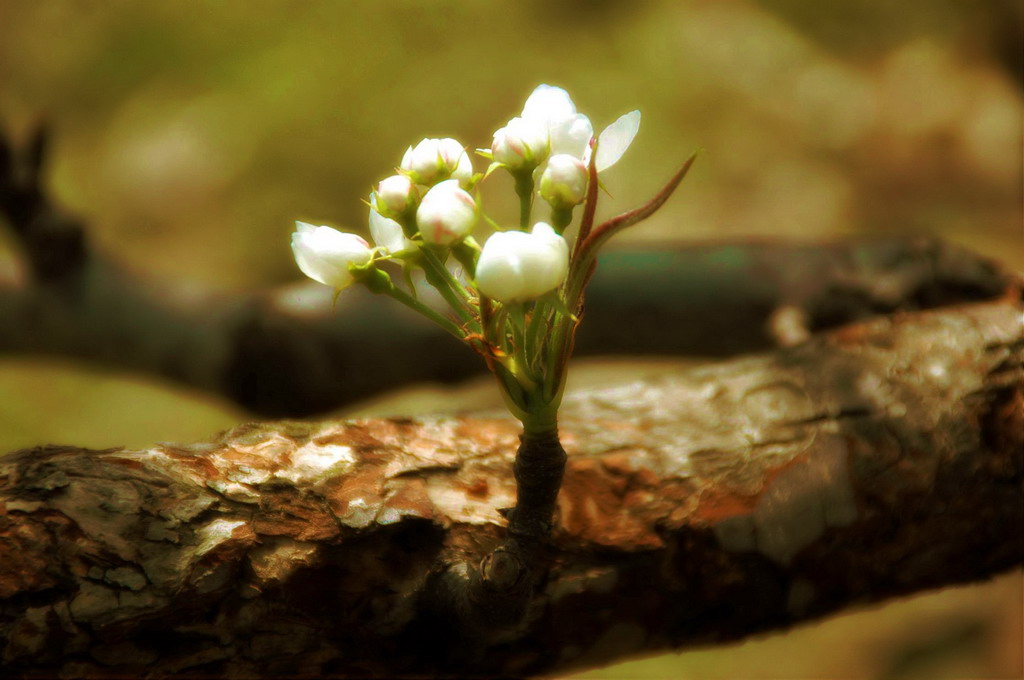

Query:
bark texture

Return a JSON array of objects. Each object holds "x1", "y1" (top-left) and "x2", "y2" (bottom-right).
[{"x1": 1, "y1": 298, "x2": 1020, "y2": 678}]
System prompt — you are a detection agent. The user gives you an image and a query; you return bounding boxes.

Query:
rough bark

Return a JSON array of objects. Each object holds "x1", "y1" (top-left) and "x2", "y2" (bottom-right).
[
  {"x1": 1, "y1": 298, "x2": 1020, "y2": 679},
  {"x1": 1, "y1": 126, "x2": 1014, "y2": 417}
]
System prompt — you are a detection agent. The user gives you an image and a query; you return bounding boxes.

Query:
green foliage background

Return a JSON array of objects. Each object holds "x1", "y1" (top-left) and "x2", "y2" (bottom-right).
[{"x1": 0, "y1": 1, "x2": 1020, "y2": 678}]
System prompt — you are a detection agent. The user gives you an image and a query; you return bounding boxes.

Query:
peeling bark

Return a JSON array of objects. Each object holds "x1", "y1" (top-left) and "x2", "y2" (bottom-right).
[{"x1": 1, "y1": 298, "x2": 1020, "y2": 678}]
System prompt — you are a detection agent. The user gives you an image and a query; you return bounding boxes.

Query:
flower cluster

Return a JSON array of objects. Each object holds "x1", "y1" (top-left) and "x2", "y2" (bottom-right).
[{"x1": 291, "y1": 84, "x2": 690, "y2": 430}]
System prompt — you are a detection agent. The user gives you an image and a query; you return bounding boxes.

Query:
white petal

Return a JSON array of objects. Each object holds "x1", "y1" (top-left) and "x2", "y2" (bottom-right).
[
  {"x1": 292, "y1": 232, "x2": 349, "y2": 288},
  {"x1": 408, "y1": 139, "x2": 440, "y2": 178},
  {"x1": 476, "y1": 231, "x2": 527, "y2": 302},
  {"x1": 549, "y1": 114, "x2": 593, "y2": 158},
  {"x1": 492, "y1": 117, "x2": 550, "y2": 168},
  {"x1": 522, "y1": 84, "x2": 576, "y2": 125},
  {"x1": 531, "y1": 222, "x2": 568, "y2": 254},
  {"x1": 539, "y1": 154, "x2": 588, "y2": 207},
  {"x1": 369, "y1": 208, "x2": 412, "y2": 254},
  {"x1": 416, "y1": 179, "x2": 477, "y2": 245},
  {"x1": 517, "y1": 251, "x2": 551, "y2": 300},
  {"x1": 291, "y1": 233, "x2": 332, "y2": 286},
  {"x1": 376, "y1": 176, "x2": 418, "y2": 217},
  {"x1": 437, "y1": 138, "x2": 467, "y2": 167},
  {"x1": 595, "y1": 110, "x2": 640, "y2": 172},
  {"x1": 451, "y1": 149, "x2": 474, "y2": 186},
  {"x1": 528, "y1": 223, "x2": 569, "y2": 296},
  {"x1": 291, "y1": 225, "x2": 371, "y2": 289},
  {"x1": 475, "y1": 225, "x2": 568, "y2": 303}
]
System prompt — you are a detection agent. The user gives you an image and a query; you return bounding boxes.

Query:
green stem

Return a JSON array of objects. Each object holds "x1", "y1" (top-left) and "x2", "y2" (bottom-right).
[
  {"x1": 493, "y1": 366, "x2": 530, "y2": 423},
  {"x1": 398, "y1": 213, "x2": 477, "y2": 328},
  {"x1": 452, "y1": 238, "x2": 480, "y2": 278},
  {"x1": 422, "y1": 248, "x2": 473, "y2": 303},
  {"x1": 524, "y1": 299, "x2": 547, "y2": 376},
  {"x1": 514, "y1": 170, "x2": 534, "y2": 229},
  {"x1": 508, "y1": 304, "x2": 537, "y2": 389},
  {"x1": 543, "y1": 312, "x2": 575, "y2": 404},
  {"x1": 425, "y1": 268, "x2": 474, "y2": 324},
  {"x1": 550, "y1": 206, "x2": 573, "y2": 234},
  {"x1": 383, "y1": 284, "x2": 466, "y2": 341},
  {"x1": 419, "y1": 248, "x2": 478, "y2": 328}
]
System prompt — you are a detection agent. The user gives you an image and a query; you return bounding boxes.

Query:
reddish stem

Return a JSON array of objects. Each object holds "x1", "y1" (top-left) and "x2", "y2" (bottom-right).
[
  {"x1": 576, "y1": 152, "x2": 698, "y2": 266},
  {"x1": 572, "y1": 140, "x2": 601, "y2": 260}
]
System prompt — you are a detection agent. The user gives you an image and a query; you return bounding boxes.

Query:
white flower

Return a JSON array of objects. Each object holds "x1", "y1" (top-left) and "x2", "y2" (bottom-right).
[
  {"x1": 375, "y1": 174, "x2": 418, "y2": 217},
  {"x1": 401, "y1": 138, "x2": 473, "y2": 186},
  {"x1": 515, "y1": 84, "x2": 640, "y2": 172},
  {"x1": 521, "y1": 84, "x2": 593, "y2": 160},
  {"x1": 522, "y1": 85, "x2": 577, "y2": 124},
  {"x1": 368, "y1": 206, "x2": 415, "y2": 255},
  {"x1": 416, "y1": 179, "x2": 477, "y2": 246},
  {"x1": 475, "y1": 222, "x2": 569, "y2": 303},
  {"x1": 539, "y1": 154, "x2": 589, "y2": 209},
  {"x1": 291, "y1": 221, "x2": 373, "y2": 289},
  {"x1": 492, "y1": 116, "x2": 550, "y2": 169},
  {"x1": 549, "y1": 114, "x2": 594, "y2": 160}
]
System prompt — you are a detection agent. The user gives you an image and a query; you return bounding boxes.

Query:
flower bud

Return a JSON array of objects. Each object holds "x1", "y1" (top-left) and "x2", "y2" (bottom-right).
[
  {"x1": 438, "y1": 137, "x2": 474, "y2": 186},
  {"x1": 401, "y1": 138, "x2": 473, "y2": 186},
  {"x1": 475, "y1": 222, "x2": 569, "y2": 303},
  {"x1": 522, "y1": 85, "x2": 577, "y2": 125},
  {"x1": 291, "y1": 221, "x2": 373, "y2": 289},
  {"x1": 520, "y1": 84, "x2": 593, "y2": 160},
  {"x1": 375, "y1": 174, "x2": 418, "y2": 217},
  {"x1": 369, "y1": 207, "x2": 415, "y2": 255},
  {"x1": 549, "y1": 114, "x2": 593, "y2": 159},
  {"x1": 416, "y1": 179, "x2": 478, "y2": 246},
  {"x1": 491, "y1": 117, "x2": 549, "y2": 169},
  {"x1": 539, "y1": 154, "x2": 588, "y2": 209}
]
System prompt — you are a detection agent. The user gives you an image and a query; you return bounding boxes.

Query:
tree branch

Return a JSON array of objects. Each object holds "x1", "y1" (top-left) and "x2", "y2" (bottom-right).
[{"x1": 1, "y1": 298, "x2": 1020, "y2": 678}]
